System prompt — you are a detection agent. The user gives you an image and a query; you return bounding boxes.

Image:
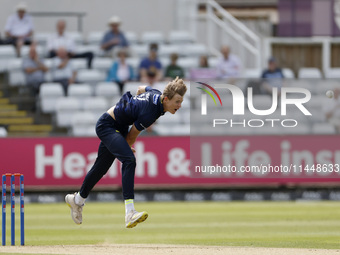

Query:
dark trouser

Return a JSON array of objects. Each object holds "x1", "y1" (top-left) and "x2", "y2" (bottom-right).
[
  {"x1": 116, "y1": 81, "x2": 125, "y2": 95},
  {"x1": 79, "y1": 113, "x2": 136, "y2": 200},
  {"x1": 53, "y1": 79, "x2": 69, "y2": 96},
  {"x1": 49, "y1": 51, "x2": 94, "y2": 69}
]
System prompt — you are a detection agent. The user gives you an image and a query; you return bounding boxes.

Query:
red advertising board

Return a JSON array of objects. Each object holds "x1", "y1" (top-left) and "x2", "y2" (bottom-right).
[{"x1": 0, "y1": 136, "x2": 340, "y2": 189}]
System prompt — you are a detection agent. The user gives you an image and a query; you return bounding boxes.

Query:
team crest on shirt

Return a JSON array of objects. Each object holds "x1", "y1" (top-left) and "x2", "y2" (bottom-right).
[{"x1": 153, "y1": 94, "x2": 160, "y2": 105}]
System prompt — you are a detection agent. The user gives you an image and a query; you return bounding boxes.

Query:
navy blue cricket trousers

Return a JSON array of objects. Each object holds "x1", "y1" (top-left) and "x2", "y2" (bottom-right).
[{"x1": 79, "y1": 113, "x2": 136, "y2": 200}]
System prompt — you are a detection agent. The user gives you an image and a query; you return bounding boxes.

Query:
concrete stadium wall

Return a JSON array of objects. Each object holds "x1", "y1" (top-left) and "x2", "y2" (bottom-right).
[{"x1": 0, "y1": 0, "x2": 176, "y2": 37}]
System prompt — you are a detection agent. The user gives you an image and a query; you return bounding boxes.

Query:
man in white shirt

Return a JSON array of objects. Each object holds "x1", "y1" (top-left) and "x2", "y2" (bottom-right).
[
  {"x1": 4, "y1": 2, "x2": 34, "y2": 57},
  {"x1": 52, "y1": 47, "x2": 77, "y2": 95},
  {"x1": 216, "y1": 45, "x2": 241, "y2": 83},
  {"x1": 47, "y1": 20, "x2": 93, "y2": 68}
]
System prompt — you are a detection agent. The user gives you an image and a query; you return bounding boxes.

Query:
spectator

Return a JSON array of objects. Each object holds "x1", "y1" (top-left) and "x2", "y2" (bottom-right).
[
  {"x1": 139, "y1": 43, "x2": 162, "y2": 85},
  {"x1": 190, "y1": 55, "x2": 218, "y2": 80},
  {"x1": 261, "y1": 57, "x2": 284, "y2": 95},
  {"x1": 164, "y1": 53, "x2": 185, "y2": 80},
  {"x1": 323, "y1": 88, "x2": 340, "y2": 133},
  {"x1": 4, "y1": 2, "x2": 33, "y2": 57},
  {"x1": 22, "y1": 43, "x2": 48, "y2": 96},
  {"x1": 47, "y1": 20, "x2": 93, "y2": 69},
  {"x1": 199, "y1": 55, "x2": 209, "y2": 68},
  {"x1": 101, "y1": 16, "x2": 129, "y2": 57},
  {"x1": 216, "y1": 45, "x2": 241, "y2": 82},
  {"x1": 51, "y1": 47, "x2": 77, "y2": 95},
  {"x1": 106, "y1": 49, "x2": 134, "y2": 94}
]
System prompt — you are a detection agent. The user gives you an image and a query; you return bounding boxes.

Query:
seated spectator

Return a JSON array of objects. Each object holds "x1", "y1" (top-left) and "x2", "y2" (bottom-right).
[
  {"x1": 101, "y1": 16, "x2": 128, "y2": 57},
  {"x1": 199, "y1": 55, "x2": 209, "y2": 68},
  {"x1": 51, "y1": 48, "x2": 77, "y2": 95},
  {"x1": 164, "y1": 53, "x2": 185, "y2": 80},
  {"x1": 4, "y1": 2, "x2": 33, "y2": 57},
  {"x1": 261, "y1": 57, "x2": 284, "y2": 95},
  {"x1": 216, "y1": 45, "x2": 241, "y2": 83},
  {"x1": 22, "y1": 43, "x2": 48, "y2": 96},
  {"x1": 190, "y1": 55, "x2": 218, "y2": 80},
  {"x1": 323, "y1": 88, "x2": 340, "y2": 133},
  {"x1": 47, "y1": 20, "x2": 93, "y2": 69},
  {"x1": 106, "y1": 49, "x2": 134, "y2": 94},
  {"x1": 139, "y1": 43, "x2": 162, "y2": 85}
]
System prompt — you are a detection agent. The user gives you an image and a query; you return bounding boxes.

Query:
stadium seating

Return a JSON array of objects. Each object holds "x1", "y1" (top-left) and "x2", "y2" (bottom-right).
[
  {"x1": 8, "y1": 70, "x2": 26, "y2": 87},
  {"x1": 243, "y1": 69, "x2": 262, "y2": 79},
  {"x1": 298, "y1": 68, "x2": 322, "y2": 79},
  {"x1": 0, "y1": 45, "x2": 16, "y2": 59},
  {"x1": 21, "y1": 45, "x2": 44, "y2": 57},
  {"x1": 71, "y1": 111, "x2": 97, "y2": 137},
  {"x1": 181, "y1": 44, "x2": 207, "y2": 57},
  {"x1": 82, "y1": 97, "x2": 109, "y2": 119},
  {"x1": 87, "y1": 31, "x2": 104, "y2": 45},
  {"x1": 0, "y1": 127, "x2": 8, "y2": 137},
  {"x1": 67, "y1": 31, "x2": 84, "y2": 45},
  {"x1": 7, "y1": 58, "x2": 23, "y2": 71},
  {"x1": 125, "y1": 31, "x2": 138, "y2": 45},
  {"x1": 130, "y1": 45, "x2": 149, "y2": 58},
  {"x1": 34, "y1": 32, "x2": 52, "y2": 46},
  {"x1": 158, "y1": 45, "x2": 181, "y2": 58},
  {"x1": 123, "y1": 81, "x2": 143, "y2": 94},
  {"x1": 141, "y1": 31, "x2": 165, "y2": 45},
  {"x1": 70, "y1": 59, "x2": 87, "y2": 70},
  {"x1": 77, "y1": 69, "x2": 106, "y2": 87},
  {"x1": 325, "y1": 68, "x2": 340, "y2": 79},
  {"x1": 168, "y1": 30, "x2": 194, "y2": 44},
  {"x1": 312, "y1": 123, "x2": 336, "y2": 135},
  {"x1": 56, "y1": 97, "x2": 81, "y2": 127},
  {"x1": 39, "y1": 83, "x2": 64, "y2": 113},
  {"x1": 95, "y1": 82, "x2": 120, "y2": 101},
  {"x1": 73, "y1": 45, "x2": 101, "y2": 56},
  {"x1": 68, "y1": 84, "x2": 92, "y2": 104},
  {"x1": 92, "y1": 58, "x2": 112, "y2": 71},
  {"x1": 282, "y1": 68, "x2": 295, "y2": 79}
]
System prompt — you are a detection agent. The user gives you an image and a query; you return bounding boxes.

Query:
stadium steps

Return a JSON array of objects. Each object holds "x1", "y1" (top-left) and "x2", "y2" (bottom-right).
[
  {"x1": 0, "y1": 117, "x2": 34, "y2": 125},
  {"x1": 0, "y1": 88, "x2": 53, "y2": 136},
  {"x1": 8, "y1": 125, "x2": 53, "y2": 137},
  {"x1": 0, "y1": 98, "x2": 10, "y2": 104},
  {"x1": 0, "y1": 110, "x2": 27, "y2": 117}
]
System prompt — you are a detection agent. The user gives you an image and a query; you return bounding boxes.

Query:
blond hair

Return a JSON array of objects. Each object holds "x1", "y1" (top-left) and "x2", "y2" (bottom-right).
[{"x1": 162, "y1": 77, "x2": 187, "y2": 99}]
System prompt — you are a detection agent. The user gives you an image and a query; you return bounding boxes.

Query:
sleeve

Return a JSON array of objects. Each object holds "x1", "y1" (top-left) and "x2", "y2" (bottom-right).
[
  {"x1": 100, "y1": 32, "x2": 109, "y2": 45},
  {"x1": 156, "y1": 60, "x2": 162, "y2": 69},
  {"x1": 139, "y1": 58, "x2": 147, "y2": 69},
  {"x1": 4, "y1": 16, "x2": 13, "y2": 32},
  {"x1": 22, "y1": 58, "x2": 30, "y2": 70},
  {"x1": 134, "y1": 114, "x2": 156, "y2": 131},
  {"x1": 261, "y1": 70, "x2": 266, "y2": 79},
  {"x1": 279, "y1": 69, "x2": 285, "y2": 78},
  {"x1": 120, "y1": 33, "x2": 129, "y2": 47},
  {"x1": 145, "y1": 86, "x2": 153, "y2": 92}
]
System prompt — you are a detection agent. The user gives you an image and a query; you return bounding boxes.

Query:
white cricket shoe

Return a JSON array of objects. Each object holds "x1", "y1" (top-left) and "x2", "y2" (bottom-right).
[
  {"x1": 65, "y1": 193, "x2": 83, "y2": 225},
  {"x1": 125, "y1": 210, "x2": 148, "y2": 228}
]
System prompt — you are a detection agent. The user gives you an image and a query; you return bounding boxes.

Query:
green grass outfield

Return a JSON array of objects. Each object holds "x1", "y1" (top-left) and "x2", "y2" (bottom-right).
[{"x1": 3, "y1": 201, "x2": 340, "y2": 249}]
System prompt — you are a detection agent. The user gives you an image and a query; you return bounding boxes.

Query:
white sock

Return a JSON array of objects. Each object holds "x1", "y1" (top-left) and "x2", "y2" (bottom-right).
[
  {"x1": 125, "y1": 199, "x2": 135, "y2": 214},
  {"x1": 75, "y1": 192, "x2": 86, "y2": 206}
]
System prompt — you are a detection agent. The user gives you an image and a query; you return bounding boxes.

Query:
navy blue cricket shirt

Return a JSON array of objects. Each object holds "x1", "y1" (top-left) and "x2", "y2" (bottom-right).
[{"x1": 113, "y1": 86, "x2": 165, "y2": 131}]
